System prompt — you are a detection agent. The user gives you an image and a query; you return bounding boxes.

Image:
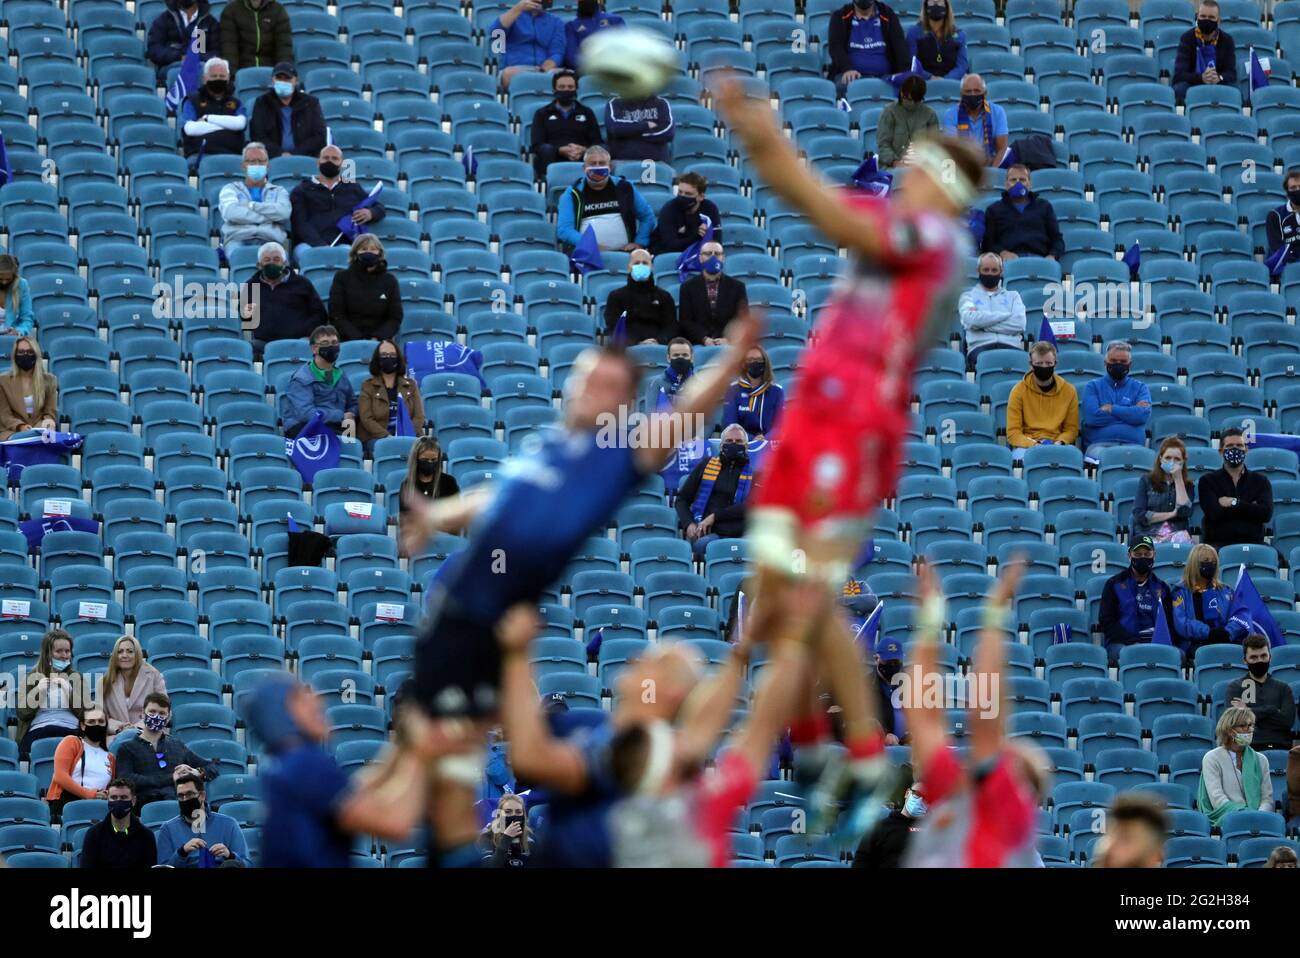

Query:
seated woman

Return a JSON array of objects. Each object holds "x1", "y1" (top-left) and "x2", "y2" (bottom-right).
[
  {"x1": 1131, "y1": 436, "x2": 1194, "y2": 542},
  {"x1": 328, "y1": 234, "x2": 403, "y2": 343},
  {"x1": 99, "y1": 635, "x2": 168, "y2": 748},
  {"x1": 876, "y1": 73, "x2": 940, "y2": 168},
  {"x1": 356, "y1": 339, "x2": 426, "y2": 451},
  {"x1": 16, "y1": 629, "x2": 85, "y2": 759},
  {"x1": 476, "y1": 792, "x2": 533, "y2": 867},
  {"x1": 1198, "y1": 706, "x2": 1272, "y2": 827},
  {"x1": 398, "y1": 436, "x2": 460, "y2": 555},
  {"x1": 1170, "y1": 543, "x2": 1246, "y2": 658},
  {"x1": 721, "y1": 344, "x2": 784, "y2": 441},
  {"x1": 905, "y1": 0, "x2": 969, "y2": 80},
  {"x1": 0, "y1": 254, "x2": 35, "y2": 336},
  {"x1": 45, "y1": 706, "x2": 115, "y2": 818},
  {"x1": 0, "y1": 336, "x2": 57, "y2": 439}
]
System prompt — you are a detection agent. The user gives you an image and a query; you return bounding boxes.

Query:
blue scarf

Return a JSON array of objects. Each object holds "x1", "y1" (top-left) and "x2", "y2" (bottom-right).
[
  {"x1": 661, "y1": 365, "x2": 689, "y2": 397},
  {"x1": 956, "y1": 97, "x2": 995, "y2": 161},
  {"x1": 690, "y1": 456, "x2": 752, "y2": 524},
  {"x1": 1194, "y1": 29, "x2": 1217, "y2": 74}
]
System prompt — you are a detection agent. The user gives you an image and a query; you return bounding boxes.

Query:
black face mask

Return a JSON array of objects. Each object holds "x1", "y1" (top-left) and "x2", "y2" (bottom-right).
[
  {"x1": 108, "y1": 799, "x2": 133, "y2": 819},
  {"x1": 978, "y1": 273, "x2": 1000, "y2": 289},
  {"x1": 84, "y1": 724, "x2": 107, "y2": 746},
  {"x1": 14, "y1": 353, "x2": 36, "y2": 371},
  {"x1": 577, "y1": 0, "x2": 598, "y2": 15},
  {"x1": 417, "y1": 459, "x2": 439, "y2": 479},
  {"x1": 379, "y1": 356, "x2": 399, "y2": 374},
  {"x1": 206, "y1": 80, "x2": 228, "y2": 96},
  {"x1": 317, "y1": 344, "x2": 340, "y2": 364},
  {"x1": 1032, "y1": 365, "x2": 1055, "y2": 383},
  {"x1": 1106, "y1": 362, "x2": 1128, "y2": 382},
  {"x1": 961, "y1": 94, "x2": 984, "y2": 111},
  {"x1": 1131, "y1": 556, "x2": 1153, "y2": 576},
  {"x1": 720, "y1": 442, "x2": 747, "y2": 461},
  {"x1": 1199, "y1": 561, "x2": 1217, "y2": 581},
  {"x1": 319, "y1": 161, "x2": 341, "y2": 179},
  {"x1": 854, "y1": 0, "x2": 874, "y2": 10},
  {"x1": 878, "y1": 660, "x2": 902, "y2": 681},
  {"x1": 1197, "y1": 18, "x2": 1218, "y2": 33},
  {"x1": 555, "y1": 90, "x2": 576, "y2": 105},
  {"x1": 746, "y1": 360, "x2": 767, "y2": 380},
  {"x1": 357, "y1": 251, "x2": 382, "y2": 269},
  {"x1": 1248, "y1": 660, "x2": 1269, "y2": 679},
  {"x1": 1289, "y1": 189, "x2": 1300, "y2": 207},
  {"x1": 179, "y1": 797, "x2": 203, "y2": 821},
  {"x1": 927, "y1": 4, "x2": 947, "y2": 20},
  {"x1": 669, "y1": 357, "x2": 693, "y2": 377}
]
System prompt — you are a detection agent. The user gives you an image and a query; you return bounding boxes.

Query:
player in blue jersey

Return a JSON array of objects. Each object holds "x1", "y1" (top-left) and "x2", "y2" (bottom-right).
[{"x1": 400, "y1": 311, "x2": 761, "y2": 867}]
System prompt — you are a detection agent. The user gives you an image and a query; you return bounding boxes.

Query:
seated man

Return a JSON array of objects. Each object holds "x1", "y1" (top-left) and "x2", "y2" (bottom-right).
[
  {"x1": 218, "y1": 141, "x2": 291, "y2": 251},
  {"x1": 1098, "y1": 536, "x2": 1175, "y2": 664},
  {"x1": 556, "y1": 147, "x2": 656, "y2": 253},
  {"x1": 981, "y1": 165, "x2": 1064, "y2": 261},
  {"x1": 958, "y1": 252, "x2": 1025, "y2": 371},
  {"x1": 529, "y1": 70, "x2": 603, "y2": 178},
  {"x1": 655, "y1": 338, "x2": 706, "y2": 495},
  {"x1": 1005, "y1": 341, "x2": 1077, "y2": 460},
  {"x1": 156, "y1": 774, "x2": 251, "y2": 867},
  {"x1": 220, "y1": 0, "x2": 292, "y2": 78},
  {"x1": 179, "y1": 57, "x2": 246, "y2": 167},
  {"x1": 650, "y1": 172, "x2": 724, "y2": 255},
  {"x1": 289, "y1": 145, "x2": 387, "y2": 259},
  {"x1": 1223, "y1": 634, "x2": 1297, "y2": 752},
  {"x1": 675, "y1": 423, "x2": 754, "y2": 556},
  {"x1": 563, "y1": 0, "x2": 623, "y2": 69},
  {"x1": 941, "y1": 73, "x2": 1007, "y2": 165},
  {"x1": 603, "y1": 249, "x2": 677, "y2": 344},
  {"x1": 249, "y1": 62, "x2": 328, "y2": 159},
  {"x1": 1172, "y1": 0, "x2": 1237, "y2": 103},
  {"x1": 491, "y1": 0, "x2": 565, "y2": 91},
  {"x1": 148, "y1": 0, "x2": 222, "y2": 83},
  {"x1": 1265, "y1": 167, "x2": 1300, "y2": 273},
  {"x1": 242, "y1": 241, "x2": 328, "y2": 357},
  {"x1": 605, "y1": 93, "x2": 675, "y2": 164},
  {"x1": 1080, "y1": 340, "x2": 1151, "y2": 462},
  {"x1": 279, "y1": 325, "x2": 358, "y2": 439},
  {"x1": 826, "y1": 0, "x2": 911, "y2": 95},
  {"x1": 114, "y1": 693, "x2": 221, "y2": 808},
  {"x1": 79, "y1": 778, "x2": 158, "y2": 869},
  {"x1": 677, "y1": 242, "x2": 749, "y2": 346}
]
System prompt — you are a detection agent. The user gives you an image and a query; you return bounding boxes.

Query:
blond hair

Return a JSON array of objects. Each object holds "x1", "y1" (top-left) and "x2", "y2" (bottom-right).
[
  {"x1": 1215, "y1": 706, "x2": 1255, "y2": 747},
  {"x1": 1181, "y1": 543, "x2": 1223, "y2": 591},
  {"x1": 5, "y1": 336, "x2": 49, "y2": 414}
]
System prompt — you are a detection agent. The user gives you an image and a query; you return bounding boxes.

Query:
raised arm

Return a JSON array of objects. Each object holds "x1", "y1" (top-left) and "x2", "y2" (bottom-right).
[
  {"x1": 399, "y1": 486, "x2": 493, "y2": 557},
  {"x1": 675, "y1": 623, "x2": 753, "y2": 767},
  {"x1": 903, "y1": 560, "x2": 950, "y2": 775},
  {"x1": 969, "y1": 560, "x2": 1025, "y2": 765}
]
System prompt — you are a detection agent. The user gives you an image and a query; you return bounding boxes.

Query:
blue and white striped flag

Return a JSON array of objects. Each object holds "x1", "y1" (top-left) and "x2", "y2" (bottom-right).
[{"x1": 164, "y1": 30, "x2": 203, "y2": 115}]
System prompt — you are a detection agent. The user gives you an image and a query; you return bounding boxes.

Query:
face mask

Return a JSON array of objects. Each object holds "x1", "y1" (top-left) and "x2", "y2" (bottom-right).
[
  {"x1": 746, "y1": 360, "x2": 767, "y2": 379},
  {"x1": 108, "y1": 799, "x2": 133, "y2": 819},
  {"x1": 317, "y1": 344, "x2": 340, "y2": 364},
  {"x1": 1008, "y1": 182, "x2": 1029, "y2": 199},
  {"x1": 702, "y1": 257, "x2": 723, "y2": 275},
  {"x1": 1248, "y1": 660, "x2": 1269, "y2": 679},
  {"x1": 720, "y1": 442, "x2": 746, "y2": 461},
  {"x1": 630, "y1": 263, "x2": 652, "y2": 282},
  {"x1": 878, "y1": 660, "x2": 902, "y2": 681},
  {"x1": 1223, "y1": 447, "x2": 1246, "y2": 467},
  {"x1": 927, "y1": 3, "x2": 946, "y2": 19},
  {"x1": 1032, "y1": 365, "x2": 1055, "y2": 383},
  {"x1": 274, "y1": 80, "x2": 295, "y2": 98},
  {"x1": 1289, "y1": 189, "x2": 1300, "y2": 207},
  {"x1": 578, "y1": 0, "x2": 598, "y2": 15},
  {"x1": 84, "y1": 724, "x2": 107, "y2": 745},
  {"x1": 206, "y1": 80, "x2": 228, "y2": 96},
  {"x1": 1161, "y1": 459, "x2": 1181, "y2": 474},
  {"x1": 143, "y1": 712, "x2": 167, "y2": 732},
  {"x1": 417, "y1": 459, "x2": 438, "y2": 478},
  {"x1": 319, "y1": 161, "x2": 341, "y2": 179},
  {"x1": 0, "y1": 278, "x2": 13, "y2": 289},
  {"x1": 1199, "y1": 561, "x2": 1217, "y2": 581},
  {"x1": 1198, "y1": 18, "x2": 1218, "y2": 33},
  {"x1": 555, "y1": 90, "x2": 576, "y2": 105},
  {"x1": 586, "y1": 166, "x2": 610, "y2": 183},
  {"x1": 1234, "y1": 731, "x2": 1253, "y2": 747},
  {"x1": 1106, "y1": 362, "x2": 1128, "y2": 382},
  {"x1": 961, "y1": 94, "x2": 984, "y2": 111},
  {"x1": 904, "y1": 792, "x2": 927, "y2": 817},
  {"x1": 379, "y1": 356, "x2": 399, "y2": 373},
  {"x1": 854, "y1": 0, "x2": 874, "y2": 11},
  {"x1": 358, "y1": 251, "x2": 381, "y2": 269},
  {"x1": 669, "y1": 357, "x2": 693, "y2": 376},
  {"x1": 261, "y1": 262, "x2": 284, "y2": 280},
  {"x1": 978, "y1": 273, "x2": 1000, "y2": 289},
  {"x1": 245, "y1": 164, "x2": 267, "y2": 182},
  {"x1": 179, "y1": 797, "x2": 203, "y2": 820},
  {"x1": 1130, "y1": 556, "x2": 1153, "y2": 576}
]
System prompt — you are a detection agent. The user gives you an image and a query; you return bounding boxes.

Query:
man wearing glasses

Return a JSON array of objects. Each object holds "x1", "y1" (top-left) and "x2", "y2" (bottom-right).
[{"x1": 115, "y1": 693, "x2": 220, "y2": 809}]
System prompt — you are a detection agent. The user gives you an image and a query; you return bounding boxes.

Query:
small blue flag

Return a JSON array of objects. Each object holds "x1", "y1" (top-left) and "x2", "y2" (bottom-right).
[
  {"x1": 585, "y1": 626, "x2": 605, "y2": 658},
  {"x1": 1195, "y1": 43, "x2": 1216, "y2": 75},
  {"x1": 286, "y1": 512, "x2": 302, "y2": 534},
  {"x1": 20, "y1": 515, "x2": 99, "y2": 550},
  {"x1": 394, "y1": 394, "x2": 417, "y2": 438},
  {"x1": 1122, "y1": 240, "x2": 1141, "y2": 277},
  {"x1": 285, "y1": 411, "x2": 341, "y2": 484},
  {"x1": 1264, "y1": 242, "x2": 1290, "y2": 277},
  {"x1": 0, "y1": 130, "x2": 11, "y2": 189},
  {"x1": 1227, "y1": 567, "x2": 1286, "y2": 648},
  {"x1": 837, "y1": 96, "x2": 851, "y2": 113},
  {"x1": 850, "y1": 154, "x2": 892, "y2": 196},
  {"x1": 1038, "y1": 315, "x2": 1057, "y2": 349},
  {"x1": 405, "y1": 340, "x2": 486, "y2": 388},
  {"x1": 1052, "y1": 622, "x2": 1072, "y2": 646},
  {"x1": 335, "y1": 181, "x2": 384, "y2": 244},
  {"x1": 1249, "y1": 48, "x2": 1271, "y2": 102},
  {"x1": 1152, "y1": 602, "x2": 1173, "y2": 646},
  {"x1": 611, "y1": 310, "x2": 628, "y2": 347},
  {"x1": 165, "y1": 29, "x2": 204, "y2": 115},
  {"x1": 860, "y1": 600, "x2": 883, "y2": 658},
  {"x1": 570, "y1": 224, "x2": 605, "y2": 275},
  {"x1": 997, "y1": 144, "x2": 1019, "y2": 170},
  {"x1": 0, "y1": 430, "x2": 83, "y2": 483},
  {"x1": 462, "y1": 145, "x2": 477, "y2": 178},
  {"x1": 675, "y1": 214, "x2": 714, "y2": 281}
]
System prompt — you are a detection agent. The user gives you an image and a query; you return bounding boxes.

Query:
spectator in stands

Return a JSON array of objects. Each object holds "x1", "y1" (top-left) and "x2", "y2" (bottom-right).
[
  {"x1": 905, "y1": 0, "x2": 968, "y2": 80},
  {"x1": 1172, "y1": 0, "x2": 1237, "y2": 103},
  {"x1": 249, "y1": 62, "x2": 328, "y2": 159},
  {"x1": 556, "y1": 146, "x2": 656, "y2": 252},
  {"x1": 603, "y1": 249, "x2": 677, "y2": 345},
  {"x1": 1200, "y1": 706, "x2": 1273, "y2": 825},
  {"x1": 1199, "y1": 427, "x2": 1273, "y2": 551},
  {"x1": 219, "y1": 142, "x2": 291, "y2": 251},
  {"x1": 959, "y1": 252, "x2": 1025, "y2": 371},
  {"x1": 1005, "y1": 341, "x2": 1077, "y2": 460},
  {"x1": 1132, "y1": 436, "x2": 1195, "y2": 543},
  {"x1": 1224, "y1": 634, "x2": 1296, "y2": 752},
  {"x1": 530, "y1": 70, "x2": 603, "y2": 178},
  {"x1": 478, "y1": 793, "x2": 532, "y2": 867},
  {"x1": 650, "y1": 172, "x2": 723, "y2": 255},
  {"x1": 722, "y1": 344, "x2": 784, "y2": 440},
  {"x1": 1080, "y1": 341, "x2": 1151, "y2": 462},
  {"x1": 357, "y1": 340, "x2": 425, "y2": 449},
  {"x1": 178, "y1": 57, "x2": 246, "y2": 167},
  {"x1": 877, "y1": 73, "x2": 939, "y2": 168},
  {"x1": 0, "y1": 337, "x2": 57, "y2": 440},
  {"x1": 329, "y1": 235, "x2": 403, "y2": 343},
  {"x1": 1093, "y1": 793, "x2": 1168, "y2": 868},
  {"x1": 827, "y1": 0, "x2": 911, "y2": 95},
  {"x1": 872, "y1": 637, "x2": 905, "y2": 744},
  {"x1": 398, "y1": 437, "x2": 461, "y2": 553},
  {"x1": 1268, "y1": 846, "x2": 1299, "y2": 867},
  {"x1": 675, "y1": 424, "x2": 753, "y2": 556},
  {"x1": 147, "y1": 0, "x2": 222, "y2": 83},
  {"x1": 981, "y1": 165, "x2": 1064, "y2": 261},
  {"x1": 1098, "y1": 535, "x2": 1175, "y2": 664},
  {"x1": 279, "y1": 324, "x2": 358, "y2": 439},
  {"x1": 242, "y1": 241, "x2": 328, "y2": 357},
  {"x1": 941, "y1": 73, "x2": 1007, "y2": 164},
  {"x1": 677, "y1": 242, "x2": 748, "y2": 346},
  {"x1": 1170, "y1": 544, "x2": 1245, "y2": 657},
  {"x1": 289, "y1": 146, "x2": 386, "y2": 259},
  {"x1": 492, "y1": 0, "x2": 565, "y2": 92},
  {"x1": 563, "y1": 0, "x2": 623, "y2": 69},
  {"x1": 99, "y1": 636, "x2": 168, "y2": 747},
  {"x1": 220, "y1": 0, "x2": 292, "y2": 78},
  {"x1": 652, "y1": 337, "x2": 694, "y2": 405},
  {"x1": 16, "y1": 629, "x2": 84, "y2": 760},
  {"x1": 45, "y1": 706, "x2": 114, "y2": 818},
  {"x1": 1265, "y1": 167, "x2": 1300, "y2": 272},
  {"x1": 80, "y1": 778, "x2": 157, "y2": 869},
  {"x1": 157, "y1": 774, "x2": 250, "y2": 867},
  {"x1": 116, "y1": 693, "x2": 220, "y2": 808},
  {"x1": 605, "y1": 91, "x2": 675, "y2": 164},
  {"x1": 853, "y1": 763, "x2": 923, "y2": 868},
  {"x1": 0, "y1": 253, "x2": 34, "y2": 336}
]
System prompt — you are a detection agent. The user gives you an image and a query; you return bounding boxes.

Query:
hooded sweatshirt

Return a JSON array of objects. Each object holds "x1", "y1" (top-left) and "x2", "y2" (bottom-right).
[{"x1": 1006, "y1": 370, "x2": 1078, "y2": 448}]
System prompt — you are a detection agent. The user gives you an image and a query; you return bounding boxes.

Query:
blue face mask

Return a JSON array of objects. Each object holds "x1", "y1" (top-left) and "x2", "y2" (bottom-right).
[
  {"x1": 245, "y1": 164, "x2": 267, "y2": 182},
  {"x1": 904, "y1": 792, "x2": 927, "y2": 817},
  {"x1": 586, "y1": 166, "x2": 610, "y2": 183},
  {"x1": 702, "y1": 257, "x2": 723, "y2": 275},
  {"x1": 273, "y1": 80, "x2": 295, "y2": 98},
  {"x1": 630, "y1": 263, "x2": 652, "y2": 282},
  {"x1": 1161, "y1": 459, "x2": 1180, "y2": 474},
  {"x1": 1008, "y1": 182, "x2": 1029, "y2": 199},
  {"x1": 50, "y1": 658, "x2": 71, "y2": 672}
]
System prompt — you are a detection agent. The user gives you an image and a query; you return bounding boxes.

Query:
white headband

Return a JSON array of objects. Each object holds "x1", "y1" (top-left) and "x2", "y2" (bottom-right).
[
  {"x1": 908, "y1": 140, "x2": 978, "y2": 210},
  {"x1": 633, "y1": 720, "x2": 675, "y2": 797}
]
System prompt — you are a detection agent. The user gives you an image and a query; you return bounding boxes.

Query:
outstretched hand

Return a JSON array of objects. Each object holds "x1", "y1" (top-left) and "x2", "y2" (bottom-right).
[
  {"x1": 400, "y1": 489, "x2": 437, "y2": 556},
  {"x1": 496, "y1": 603, "x2": 540, "y2": 654},
  {"x1": 722, "y1": 308, "x2": 762, "y2": 363},
  {"x1": 991, "y1": 557, "x2": 1027, "y2": 608},
  {"x1": 713, "y1": 73, "x2": 782, "y2": 153}
]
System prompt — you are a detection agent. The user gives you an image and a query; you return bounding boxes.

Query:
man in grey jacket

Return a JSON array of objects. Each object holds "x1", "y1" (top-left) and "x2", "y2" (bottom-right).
[
  {"x1": 218, "y1": 141, "x2": 291, "y2": 250},
  {"x1": 958, "y1": 252, "x2": 1026, "y2": 371},
  {"x1": 1223, "y1": 634, "x2": 1297, "y2": 752}
]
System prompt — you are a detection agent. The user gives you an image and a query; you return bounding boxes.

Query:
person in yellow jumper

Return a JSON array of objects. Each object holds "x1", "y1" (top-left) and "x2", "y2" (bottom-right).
[{"x1": 1005, "y1": 341, "x2": 1078, "y2": 461}]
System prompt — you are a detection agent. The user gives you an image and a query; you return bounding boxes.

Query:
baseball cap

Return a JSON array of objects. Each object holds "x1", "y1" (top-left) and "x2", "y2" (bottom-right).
[
  {"x1": 1128, "y1": 535, "x2": 1155, "y2": 553},
  {"x1": 272, "y1": 61, "x2": 298, "y2": 79},
  {"x1": 877, "y1": 637, "x2": 904, "y2": 661}
]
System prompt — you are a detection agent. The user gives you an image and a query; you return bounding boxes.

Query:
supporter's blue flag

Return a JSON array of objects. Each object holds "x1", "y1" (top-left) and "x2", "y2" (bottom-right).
[
  {"x1": 585, "y1": 626, "x2": 605, "y2": 658},
  {"x1": 1151, "y1": 607, "x2": 1173, "y2": 646},
  {"x1": 285, "y1": 412, "x2": 341, "y2": 484},
  {"x1": 164, "y1": 29, "x2": 203, "y2": 115},
  {"x1": 1052, "y1": 622, "x2": 1072, "y2": 646},
  {"x1": 1249, "y1": 48, "x2": 1271, "y2": 102},
  {"x1": 404, "y1": 339, "x2": 486, "y2": 387},
  {"x1": 676, "y1": 214, "x2": 713, "y2": 281},
  {"x1": 570, "y1": 224, "x2": 604, "y2": 275},
  {"x1": 286, "y1": 512, "x2": 302, "y2": 534},
  {"x1": 462, "y1": 145, "x2": 477, "y2": 178},
  {"x1": 860, "y1": 600, "x2": 883, "y2": 657},
  {"x1": 1195, "y1": 43, "x2": 1216, "y2": 75},
  {"x1": 1038, "y1": 315, "x2": 1057, "y2": 349},
  {"x1": 851, "y1": 154, "x2": 892, "y2": 196},
  {"x1": 1122, "y1": 241, "x2": 1141, "y2": 277},
  {"x1": 611, "y1": 311, "x2": 628, "y2": 347},
  {"x1": 1227, "y1": 567, "x2": 1286, "y2": 648},
  {"x1": 0, "y1": 430, "x2": 83, "y2": 483},
  {"x1": 1264, "y1": 243, "x2": 1290, "y2": 277},
  {"x1": 1249, "y1": 432, "x2": 1300, "y2": 456},
  {"x1": 20, "y1": 515, "x2": 99, "y2": 550},
  {"x1": 334, "y1": 182, "x2": 384, "y2": 244},
  {"x1": 0, "y1": 130, "x2": 11, "y2": 189},
  {"x1": 837, "y1": 96, "x2": 851, "y2": 113},
  {"x1": 997, "y1": 144, "x2": 1019, "y2": 169},
  {"x1": 394, "y1": 394, "x2": 416, "y2": 438}
]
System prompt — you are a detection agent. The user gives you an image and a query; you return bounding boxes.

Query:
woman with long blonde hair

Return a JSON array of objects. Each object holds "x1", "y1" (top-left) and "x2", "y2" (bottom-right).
[
  {"x1": 0, "y1": 336, "x2": 57, "y2": 439},
  {"x1": 477, "y1": 792, "x2": 533, "y2": 867},
  {"x1": 98, "y1": 635, "x2": 168, "y2": 745},
  {"x1": 906, "y1": 0, "x2": 969, "y2": 80},
  {"x1": 1169, "y1": 543, "x2": 1247, "y2": 658}
]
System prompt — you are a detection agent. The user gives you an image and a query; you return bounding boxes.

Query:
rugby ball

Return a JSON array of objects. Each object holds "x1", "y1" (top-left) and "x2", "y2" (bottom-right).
[{"x1": 579, "y1": 26, "x2": 680, "y2": 99}]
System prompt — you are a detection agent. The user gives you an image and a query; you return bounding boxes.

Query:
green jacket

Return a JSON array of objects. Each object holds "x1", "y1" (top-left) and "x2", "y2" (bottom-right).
[
  {"x1": 220, "y1": 0, "x2": 293, "y2": 76},
  {"x1": 876, "y1": 100, "x2": 940, "y2": 169}
]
